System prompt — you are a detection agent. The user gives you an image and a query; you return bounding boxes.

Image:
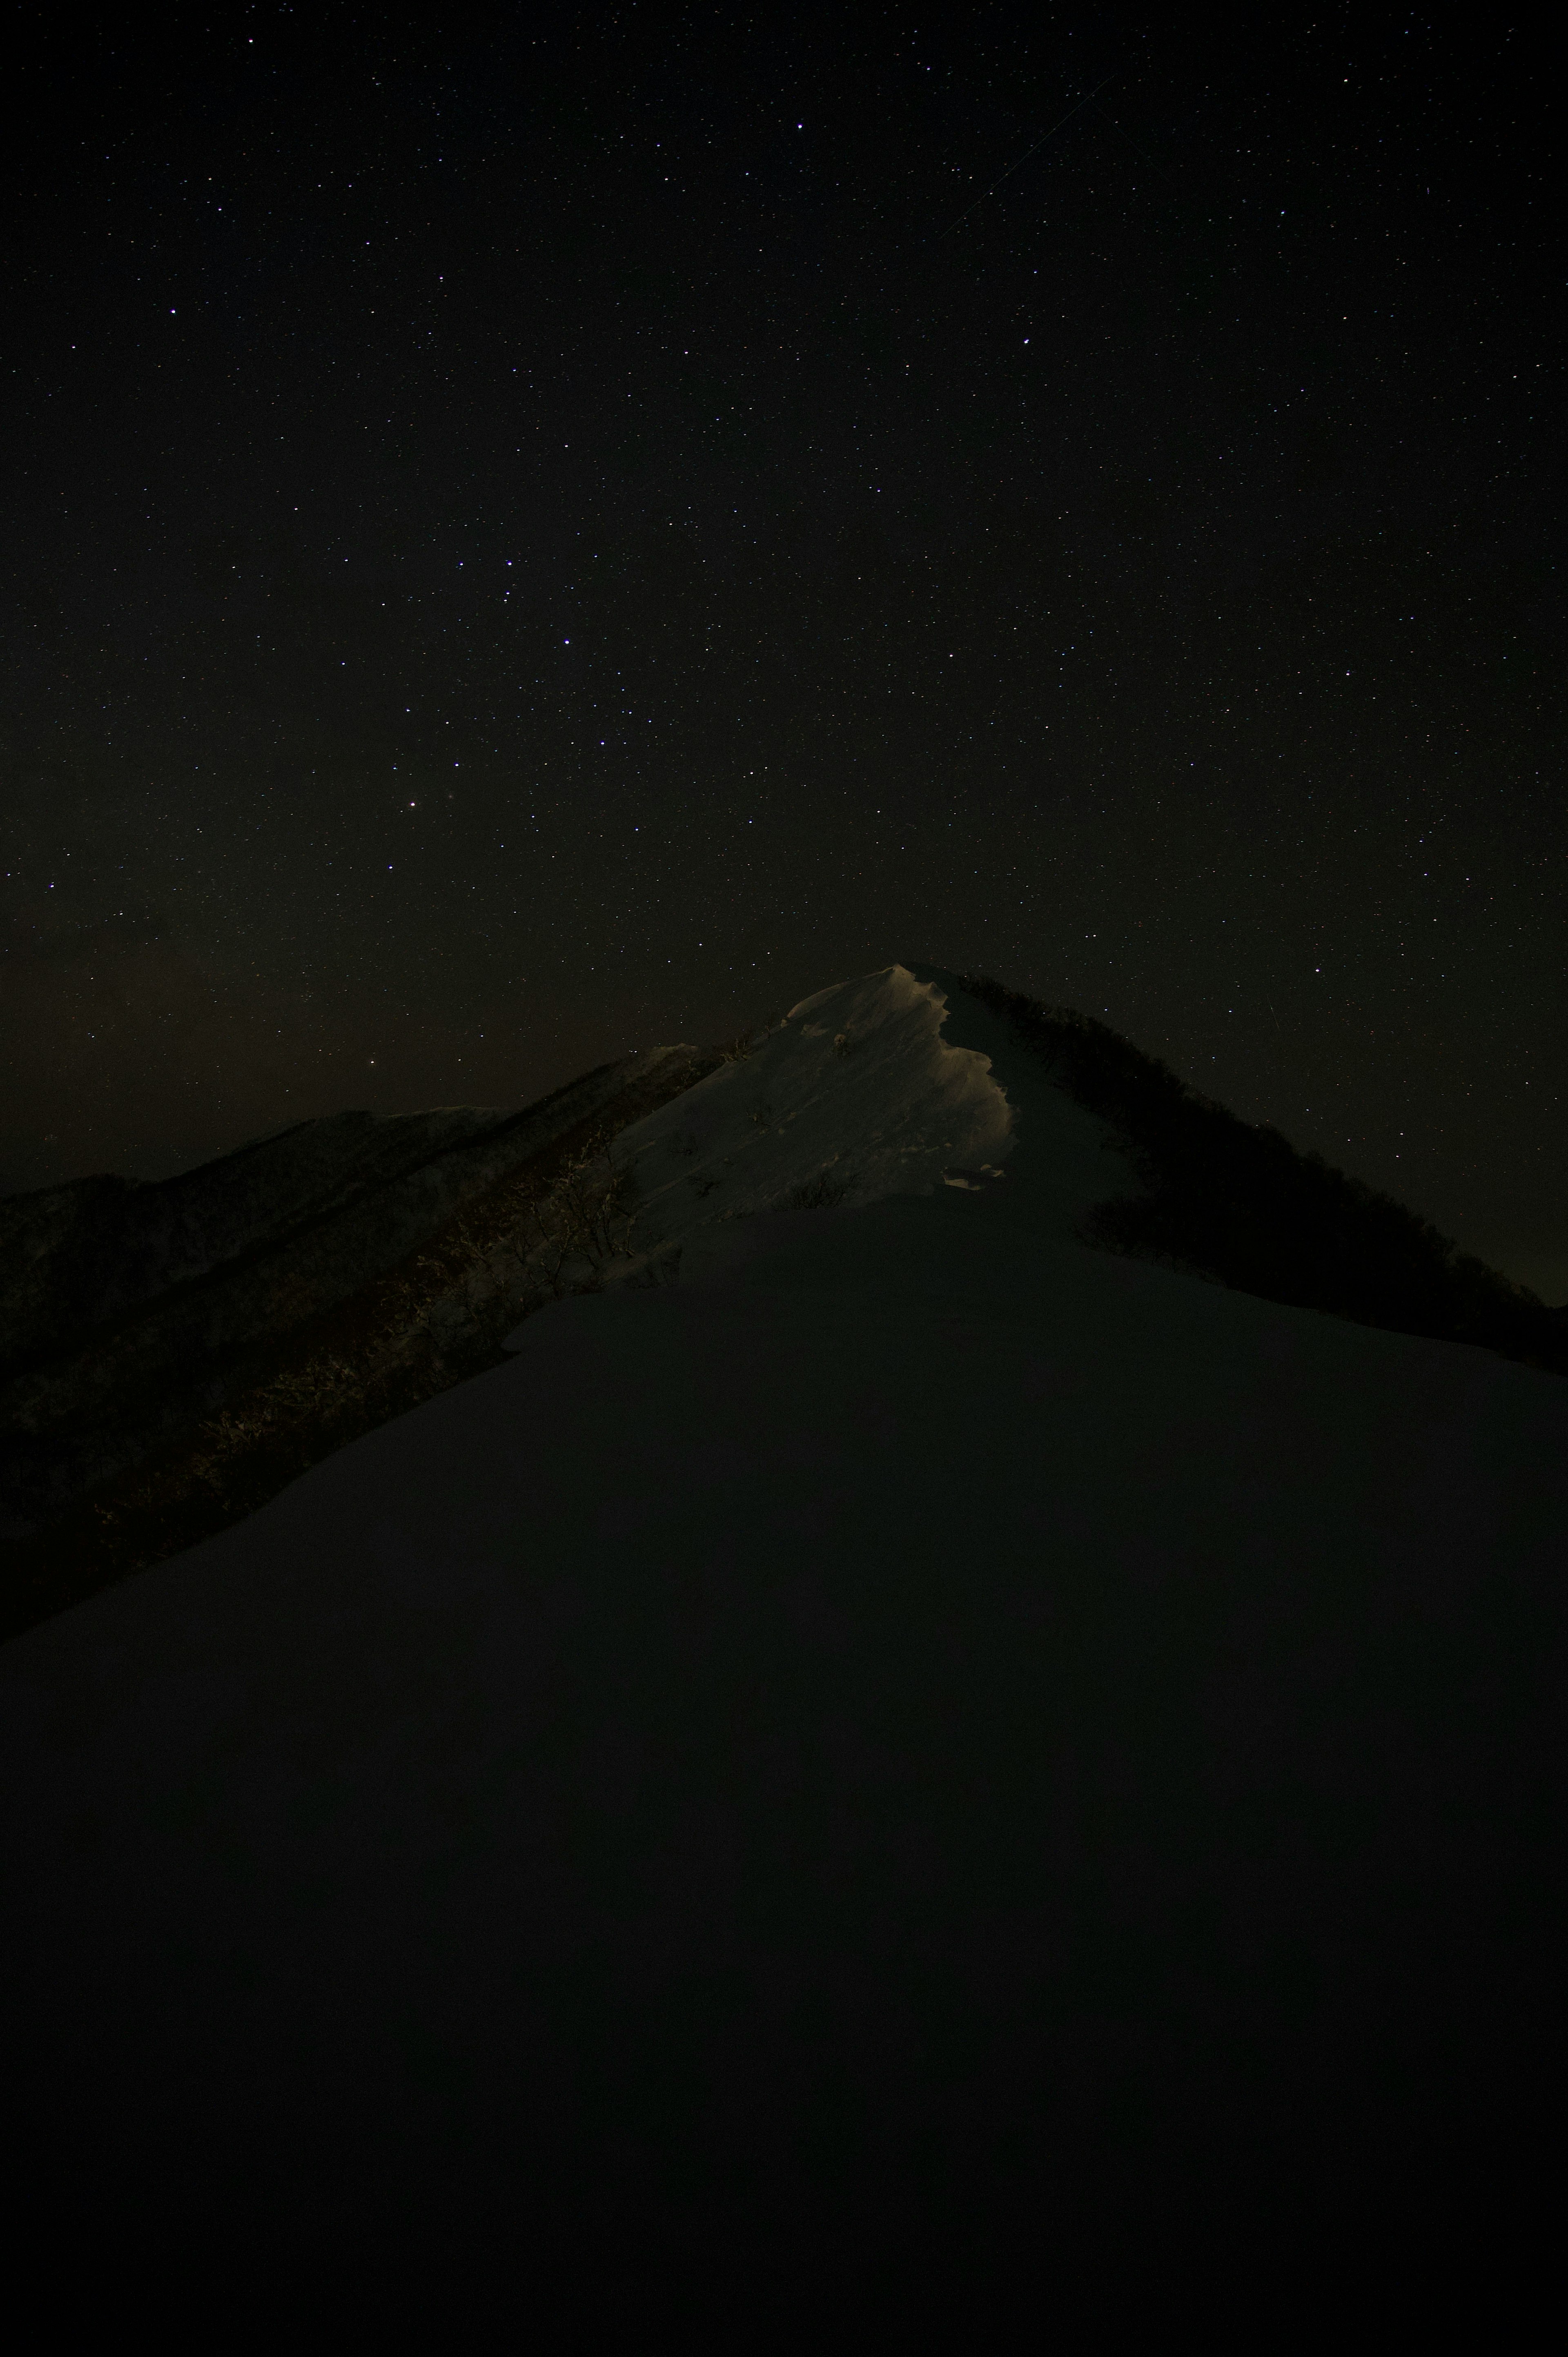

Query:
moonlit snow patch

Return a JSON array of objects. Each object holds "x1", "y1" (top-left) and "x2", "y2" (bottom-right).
[
  {"x1": 644, "y1": 961, "x2": 1010, "y2": 1202},
  {"x1": 509, "y1": 963, "x2": 1016, "y2": 1313}
]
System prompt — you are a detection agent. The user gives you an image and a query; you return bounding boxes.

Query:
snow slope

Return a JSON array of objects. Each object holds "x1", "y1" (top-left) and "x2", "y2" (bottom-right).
[
  {"x1": 608, "y1": 962, "x2": 1018, "y2": 1237},
  {"x1": 2, "y1": 967, "x2": 1564, "y2": 2332},
  {"x1": 517, "y1": 961, "x2": 1141, "y2": 1302}
]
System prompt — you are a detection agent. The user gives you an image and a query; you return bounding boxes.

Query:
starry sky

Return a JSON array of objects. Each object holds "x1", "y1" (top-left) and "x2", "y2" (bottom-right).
[{"x1": 4, "y1": 7, "x2": 1563, "y2": 1298}]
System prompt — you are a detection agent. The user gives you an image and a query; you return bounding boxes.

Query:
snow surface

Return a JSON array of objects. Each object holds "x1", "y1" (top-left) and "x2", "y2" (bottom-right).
[
  {"x1": 516, "y1": 962, "x2": 1141, "y2": 1306},
  {"x1": 2, "y1": 966, "x2": 1565, "y2": 2327},
  {"x1": 621, "y1": 962, "x2": 1016, "y2": 1223}
]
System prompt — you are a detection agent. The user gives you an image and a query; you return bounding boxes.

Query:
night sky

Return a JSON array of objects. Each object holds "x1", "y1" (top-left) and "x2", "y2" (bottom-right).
[{"x1": 5, "y1": 8, "x2": 1563, "y2": 1298}]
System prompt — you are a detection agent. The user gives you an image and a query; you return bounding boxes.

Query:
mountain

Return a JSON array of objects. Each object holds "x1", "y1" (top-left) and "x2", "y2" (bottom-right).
[
  {"x1": 5, "y1": 963, "x2": 1559, "y2": 1643},
  {"x1": 2, "y1": 965, "x2": 1564, "y2": 2332}
]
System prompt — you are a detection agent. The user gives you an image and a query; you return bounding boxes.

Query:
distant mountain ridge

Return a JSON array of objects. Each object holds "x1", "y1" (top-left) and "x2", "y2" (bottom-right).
[
  {"x1": 0, "y1": 1043, "x2": 716, "y2": 1604},
  {"x1": 0, "y1": 1090, "x2": 613, "y2": 1376}
]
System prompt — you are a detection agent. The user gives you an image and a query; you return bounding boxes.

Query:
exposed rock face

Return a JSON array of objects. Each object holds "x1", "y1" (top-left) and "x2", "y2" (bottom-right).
[{"x1": 0, "y1": 1049, "x2": 704, "y2": 1547}]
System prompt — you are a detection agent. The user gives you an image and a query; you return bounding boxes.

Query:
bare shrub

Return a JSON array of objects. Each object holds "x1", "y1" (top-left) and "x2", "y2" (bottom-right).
[
  {"x1": 513, "y1": 1128, "x2": 643, "y2": 1298},
  {"x1": 714, "y1": 1012, "x2": 785, "y2": 1062},
  {"x1": 787, "y1": 1169, "x2": 853, "y2": 1210},
  {"x1": 624, "y1": 1244, "x2": 684, "y2": 1289}
]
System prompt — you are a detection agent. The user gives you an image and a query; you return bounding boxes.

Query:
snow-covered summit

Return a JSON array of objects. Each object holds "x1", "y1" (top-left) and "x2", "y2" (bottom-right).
[
  {"x1": 585, "y1": 964, "x2": 1013, "y2": 1279},
  {"x1": 510, "y1": 962, "x2": 1142, "y2": 1312},
  {"x1": 638, "y1": 962, "x2": 1014, "y2": 1214}
]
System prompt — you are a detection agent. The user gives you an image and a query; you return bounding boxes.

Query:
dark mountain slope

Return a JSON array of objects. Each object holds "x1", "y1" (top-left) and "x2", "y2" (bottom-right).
[{"x1": 963, "y1": 974, "x2": 1568, "y2": 1378}]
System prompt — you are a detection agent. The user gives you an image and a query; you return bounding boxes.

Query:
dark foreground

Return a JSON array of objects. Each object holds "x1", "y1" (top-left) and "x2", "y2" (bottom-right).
[{"x1": 3, "y1": 1184, "x2": 1564, "y2": 2335}]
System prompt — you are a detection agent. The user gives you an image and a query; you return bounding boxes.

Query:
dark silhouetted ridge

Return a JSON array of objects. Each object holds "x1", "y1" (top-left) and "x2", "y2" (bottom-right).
[{"x1": 962, "y1": 974, "x2": 1567, "y2": 1382}]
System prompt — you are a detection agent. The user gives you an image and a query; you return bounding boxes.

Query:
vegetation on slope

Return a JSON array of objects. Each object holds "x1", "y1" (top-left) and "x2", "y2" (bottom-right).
[
  {"x1": 0, "y1": 1050, "x2": 717, "y2": 1642},
  {"x1": 963, "y1": 974, "x2": 1567, "y2": 1380}
]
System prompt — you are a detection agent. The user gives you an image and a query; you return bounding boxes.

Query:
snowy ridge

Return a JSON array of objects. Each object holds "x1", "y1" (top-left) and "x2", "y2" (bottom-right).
[
  {"x1": 634, "y1": 962, "x2": 1009, "y2": 1206},
  {"x1": 509, "y1": 965, "x2": 1015, "y2": 1314}
]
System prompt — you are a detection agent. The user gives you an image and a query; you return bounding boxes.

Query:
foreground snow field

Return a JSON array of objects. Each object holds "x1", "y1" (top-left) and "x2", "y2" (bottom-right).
[{"x1": 2, "y1": 969, "x2": 1564, "y2": 2329}]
